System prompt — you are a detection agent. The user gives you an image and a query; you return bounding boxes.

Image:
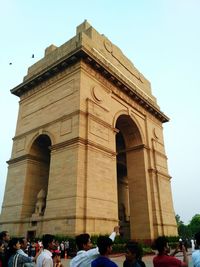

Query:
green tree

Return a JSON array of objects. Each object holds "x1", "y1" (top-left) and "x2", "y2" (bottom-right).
[
  {"x1": 175, "y1": 214, "x2": 183, "y2": 227},
  {"x1": 189, "y1": 214, "x2": 200, "y2": 236},
  {"x1": 178, "y1": 224, "x2": 192, "y2": 239},
  {"x1": 175, "y1": 214, "x2": 192, "y2": 238}
]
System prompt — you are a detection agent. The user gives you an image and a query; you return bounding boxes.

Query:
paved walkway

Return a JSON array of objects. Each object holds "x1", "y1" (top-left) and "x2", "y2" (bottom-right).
[{"x1": 61, "y1": 251, "x2": 193, "y2": 267}]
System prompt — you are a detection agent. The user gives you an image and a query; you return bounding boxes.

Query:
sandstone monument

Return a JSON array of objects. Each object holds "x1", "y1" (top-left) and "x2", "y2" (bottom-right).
[{"x1": 0, "y1": 21, "x2": 177, "y2": 241}]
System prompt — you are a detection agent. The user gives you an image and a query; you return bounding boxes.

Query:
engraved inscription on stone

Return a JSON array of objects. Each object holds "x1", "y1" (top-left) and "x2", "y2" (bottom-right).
[
  {"x1": 60, "y1": 118, "x2": 72, "y2": 136},
  {"x1": 155, "y1": 154, "x2": 168, "y2": 174},
  {"x1": 16, "y1": 137, "x2": 26, "y2": 152},
  {"x1": 23, "y1": 79, "x2": 75, "y2": 117},
  {"x1": 89, "y1": 119, "x2": 109, "y2": 141},
  {"x1": 87, "y1": 100, "x2": 106, "y2": 121},
  {"x1": 153, "y1": 139, "x2": 165, "y2": 155}
]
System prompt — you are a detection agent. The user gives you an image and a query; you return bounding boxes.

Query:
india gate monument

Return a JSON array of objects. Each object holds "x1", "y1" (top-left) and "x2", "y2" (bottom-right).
[{"x1": 0, "y1": 21, "x2": 177, "y2": 242}]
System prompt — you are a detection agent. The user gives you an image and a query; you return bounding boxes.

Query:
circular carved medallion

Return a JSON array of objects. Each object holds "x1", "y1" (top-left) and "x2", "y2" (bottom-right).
[
  {"x1": 153, "y1": 128, "x2": 159, "y2": 139},
  {"x1": 92, "y1": 86, "x2": 103, "y2": 102}
]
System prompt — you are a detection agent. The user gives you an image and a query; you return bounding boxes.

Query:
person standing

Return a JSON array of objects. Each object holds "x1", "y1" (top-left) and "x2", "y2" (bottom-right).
[
  {"x1": 7, "y1": 238, "x2": 33, "y2": 267},
  {"x1": 70, "y1": 226, "x2": 119, "y2": 267},
  {"x1": 0, "y1": 232, "x2": 10, "y2": 250},
  {"x1": 18, "y1": 237, "x2": 41, "y2": 267},
  {"x1": 123, "y1": 241, "x2": 146, "y2": 267},
  {"x1": 0, "y1": 241, "x2": 5, "y2": 267},
  {"x1": 64, "y1": 240, "x2": 69, "y2": 258},
  {"x1": 91, "y1": 236, "x2": 118, "y2": 267},
  {"x1": 153, "y1": 236, "x2": 188, "y2": 267},
  {"x1": 192, "y1": 232, "x2": 200, "y2": 267},
  {"x1": 36, "y1": 234, "x2": 56, "y2": 267},
  {"x1": 60, "y1": 242, "x2": 65, "y2": 259},
  {"x1": 0, "y1": 230, "x2": 10, "y2": 265},
  {"x1": 191, "y1": 239, "x2": 195, "y2": 252}
]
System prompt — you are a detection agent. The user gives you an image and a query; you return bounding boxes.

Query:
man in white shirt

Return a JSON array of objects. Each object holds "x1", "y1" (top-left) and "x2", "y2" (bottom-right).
[
  {"x1": 70, "y1": 226, "x2": 119, "y2": 267},
  {"x1": 36, "y1": 234, "x2": 56, "y2": 267},
  {"x1": 192, "y1": 232, "x2": 200, "y2": 267}
]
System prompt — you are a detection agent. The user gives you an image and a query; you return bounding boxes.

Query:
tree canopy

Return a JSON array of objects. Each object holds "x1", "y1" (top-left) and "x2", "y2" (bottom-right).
[{"x1": 176, "y1": 213, "x2": 200, "y2": 238}]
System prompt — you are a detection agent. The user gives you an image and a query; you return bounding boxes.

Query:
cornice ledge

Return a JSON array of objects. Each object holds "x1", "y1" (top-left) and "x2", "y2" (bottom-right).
[
  {"x1": 148, "y1": 168, "x2": 171, "y2": 180},
  {"x1": 10, "y1": 48, "x2": 84, "y2": 97},
  {"x1": 0, "y1": 215, "x2": 118, "y2": 225},
  {"x1": 7, "y1": 154, "x2": 48, "y2": 165},
  {"x1": 125, "y1": 144, "x2": 150, "y2": 153},
  {"x1": 11, "y1": 47, "x2": 169, "y2": 123},
  {"x1": 51, "y1": 137, "x2": 116, "y2": 156},
  {"x1": 81, "y1": 47, "x2": 169, "y2": 123}
]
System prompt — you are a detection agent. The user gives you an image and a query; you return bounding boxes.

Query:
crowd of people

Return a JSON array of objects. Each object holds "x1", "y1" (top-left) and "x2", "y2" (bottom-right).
[
  {"x1": 0, "y1": 231, "x2": 68, "y2": 267},
  {"x1": 0, "y1": 228, "x2": 200, "y2": 267}
]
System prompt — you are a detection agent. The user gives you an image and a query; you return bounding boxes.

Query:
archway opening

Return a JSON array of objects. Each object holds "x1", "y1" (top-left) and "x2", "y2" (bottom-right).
[
  {"x1": 116, "y1": 131, "x2": 130, "y2": 238},
  {"x1": 115, "y1": 115, "x2": 143, "y2": 239},
  {"x1": 25, "y1": 134, "x2": 51, "y2": 218}
]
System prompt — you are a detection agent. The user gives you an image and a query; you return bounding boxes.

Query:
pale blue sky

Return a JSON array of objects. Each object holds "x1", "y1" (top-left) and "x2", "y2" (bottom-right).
[{"x1": 0, "y1": 0, "x2": 199, "y2": 224}]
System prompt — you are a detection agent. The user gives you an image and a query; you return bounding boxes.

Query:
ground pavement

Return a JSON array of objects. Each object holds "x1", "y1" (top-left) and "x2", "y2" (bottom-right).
[{"x1": 61, "y1": 250, "x2": 193, "y2": 267}]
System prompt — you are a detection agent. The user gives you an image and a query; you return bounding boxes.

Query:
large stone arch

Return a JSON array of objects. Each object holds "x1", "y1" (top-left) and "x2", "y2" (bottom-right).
[
  {"x1": 113, "y1": 110, "x2": 145, "y2": 144},
  {"x1": 0, "y1": 21, "x2": 177, "y2": 240},
  {"x1": 27, "y1": 130, "x2": 55, "y2": 152},
  {"x1": 115, "y1": 114, "x2": 143, "y2": 147}
]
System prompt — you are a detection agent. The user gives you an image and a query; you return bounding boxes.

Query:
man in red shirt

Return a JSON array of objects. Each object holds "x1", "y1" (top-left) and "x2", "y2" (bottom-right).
[{"x1": 153, "y1": 236, "x2": 188, "y2": 267}]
